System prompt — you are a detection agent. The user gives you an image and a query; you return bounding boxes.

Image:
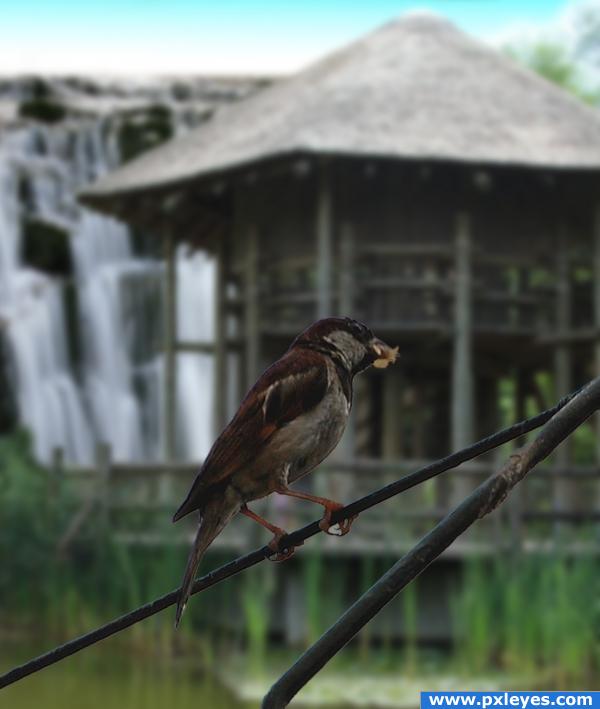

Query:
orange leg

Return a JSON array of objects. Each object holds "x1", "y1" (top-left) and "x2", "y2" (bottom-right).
[
  {"x1": 239, "y1": 504, "x2": 298, "y2": 562},
  {"x1": 274, "y1": 487, "x2": 358, "y2": 536}
]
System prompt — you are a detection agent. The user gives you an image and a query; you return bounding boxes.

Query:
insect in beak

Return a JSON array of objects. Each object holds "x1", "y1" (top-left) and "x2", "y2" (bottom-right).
[{"x1": 371, "y1": 339, "x2": 399, "y2": 369}]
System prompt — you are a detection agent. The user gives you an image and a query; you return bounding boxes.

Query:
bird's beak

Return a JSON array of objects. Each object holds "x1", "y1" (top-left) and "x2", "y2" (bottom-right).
[{"x1": 370, "y1": 338, "x2": 399, "y2": 369}]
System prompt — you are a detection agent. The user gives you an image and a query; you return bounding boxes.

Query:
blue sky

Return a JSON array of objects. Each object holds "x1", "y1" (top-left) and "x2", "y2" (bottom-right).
[{"x1": 0, "y1": 0, "x2": 579, "y2": 75}]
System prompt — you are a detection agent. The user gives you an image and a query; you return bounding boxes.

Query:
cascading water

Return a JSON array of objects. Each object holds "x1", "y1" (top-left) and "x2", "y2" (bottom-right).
[
  {"x1": 0, "y1": 127, "x2": 95, "y2": 464},
  {"x1": 0, "y1": 77, "x2": 256, "y2": 465}
]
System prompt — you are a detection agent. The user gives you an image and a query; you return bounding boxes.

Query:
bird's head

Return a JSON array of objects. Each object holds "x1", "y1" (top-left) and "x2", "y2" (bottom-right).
[{"x1": 292, "y1": 317, "x2": 398, "y2": 375}]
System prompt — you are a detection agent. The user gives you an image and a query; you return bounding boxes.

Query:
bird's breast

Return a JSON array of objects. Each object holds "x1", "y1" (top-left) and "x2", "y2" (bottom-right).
[
  {"x1": 284, "y1": 374, "x2": 350, "y2": 482},
  {"x1": 230, "y1": 366, "x2": 350, "y2": 500}
]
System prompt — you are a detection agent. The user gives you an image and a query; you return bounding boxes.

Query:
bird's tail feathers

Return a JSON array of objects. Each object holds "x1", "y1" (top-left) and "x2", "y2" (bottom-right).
[{"x1": 174, "y1": 501, "x2": 237, "y2": 628}]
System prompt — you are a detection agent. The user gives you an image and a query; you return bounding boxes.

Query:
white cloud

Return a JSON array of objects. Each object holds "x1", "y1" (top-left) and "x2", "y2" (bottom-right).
[{"x1": 485, "y1": 0, "x2": 579, "y2": 47}]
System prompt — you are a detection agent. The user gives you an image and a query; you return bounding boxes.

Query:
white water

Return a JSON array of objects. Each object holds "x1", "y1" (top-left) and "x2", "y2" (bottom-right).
[
  {"x1": 0, "y1": 128, "x2": 94, "y2": 463},
  {"x1": 0, "y1": 101, "x2": 215, "y2": 465}
]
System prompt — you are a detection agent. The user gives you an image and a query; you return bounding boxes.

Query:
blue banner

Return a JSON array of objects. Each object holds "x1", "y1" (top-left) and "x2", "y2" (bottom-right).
[{"x1": 422, "y1": 692, "x2": 600, "y2": 709}]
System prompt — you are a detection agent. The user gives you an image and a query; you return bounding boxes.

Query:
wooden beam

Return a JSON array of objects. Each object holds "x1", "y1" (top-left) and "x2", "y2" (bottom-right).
[
  {"x1": 176, "y1": 339, "x2": 243, "y2": 354},
  {"x1": 451, "y1": 211, "x2": 474, "y2": 451},
  {"x1": 95, "y1": 441, "x2": 111, "y2": 531},
  {"x1": 245, "y1": 225, "x2": 260, "y2": 385},
  {"x1": 163, "y1": 230, "x2": 177, "y2": 461},
  {"x1": 214, "y1": 235, "x2": 227, "y2": 435},
  {"x1": 316, "y1": 161, "x2": 333, "y2": 319},
  {"x1": 554, "y1": 223, "x2": 571, "y2": 422},
  {"x1": 553, "y1": 222, "x2": 572, "y2": 524},
  {"x1": 594, "y1": 205, "x2": 600, "y2": 493},
  {"x1": 508, "y1": 368, "x2": 528, "y2": 552},
  {"x1": 382, "y1": 371, "x2": 405, "y2": 459},
  {"x1": 338, "y1": 221, "x2": 354, "y2": 317},
  {"x1": 336, "y1": 221, "x2": 356, "y2": 459}
]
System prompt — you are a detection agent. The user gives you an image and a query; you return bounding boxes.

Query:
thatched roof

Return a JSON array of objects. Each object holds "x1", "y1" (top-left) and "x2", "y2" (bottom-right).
[{"x1": 82, "y1": 13, "x2": 600, "y2": 204}]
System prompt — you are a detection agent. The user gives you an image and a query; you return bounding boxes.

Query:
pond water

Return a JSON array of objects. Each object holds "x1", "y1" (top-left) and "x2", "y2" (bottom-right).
[
  {"x1": 0, "y1": 639, "x2": 249, "y2": 709},
  {"x1": 3, "y1": 636, "x2": 577, "y2": 709}
]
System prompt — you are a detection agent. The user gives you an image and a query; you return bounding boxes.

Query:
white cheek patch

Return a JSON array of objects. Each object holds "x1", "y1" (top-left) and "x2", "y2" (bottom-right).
[{"x1": 325, "y1": 331, "x2": 363, "y2": 367}]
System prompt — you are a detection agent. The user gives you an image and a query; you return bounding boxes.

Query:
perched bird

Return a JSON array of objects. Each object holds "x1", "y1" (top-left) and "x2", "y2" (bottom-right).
[{"x1": 172, "y1": 317, "x2": 398, "y2": 626}]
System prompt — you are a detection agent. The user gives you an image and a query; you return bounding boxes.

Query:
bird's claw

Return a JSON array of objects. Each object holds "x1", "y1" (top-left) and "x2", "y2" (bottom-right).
[
  {"x1": 266, "y1": 532, "x2": 302, "y2": 562},
  {"x1": 318, "y1": 505, "x2": 358, "y2": 536}
]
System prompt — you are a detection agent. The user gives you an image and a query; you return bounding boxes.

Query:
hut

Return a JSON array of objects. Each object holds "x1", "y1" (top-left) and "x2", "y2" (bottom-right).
[{"x1": 81, "y1": 14, "x2": 600, "y2": 547}]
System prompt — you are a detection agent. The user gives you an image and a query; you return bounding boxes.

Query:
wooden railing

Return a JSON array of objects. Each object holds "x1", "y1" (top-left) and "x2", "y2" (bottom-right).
[
  {"x1": 49, "y1": 447, "x2": 600, "y2": 556},
  {"x1": 257, "y1": 244, "x2": 564, "y2": 338}
]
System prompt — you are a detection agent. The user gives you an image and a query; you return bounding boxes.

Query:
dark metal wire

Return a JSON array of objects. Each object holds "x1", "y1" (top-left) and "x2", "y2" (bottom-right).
[
  {"x1": 262, "y1": 378, "x2": 600, "y2": 708},
  {"x1": 0, "y1": 385, "x2": 583, "y2": 691}
]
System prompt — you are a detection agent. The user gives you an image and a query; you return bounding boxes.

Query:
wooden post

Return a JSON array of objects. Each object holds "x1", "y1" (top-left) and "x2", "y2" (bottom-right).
[
  {"x1": 49, "y1": 447, "x2": 64, "y2": 524},
  {"x1": 316, "y1": 161, "x2": 333, "y2": 319},
  {"x1": 336, "y1": 221, "x2": 355, "y2": 460},
  {"x1": 339, "y1": 221, "x2": 354, "y2": 316},
  {"x1": 451, "y1": 212, "x2": 474, "y2": 504},
  {"x1": 593, "y1": 206, "x2": 600, "y2": 506},
  {"x1": 214, "y1": 234, "x2": 227, "y2": 435},
  {"x1": 382, "y1": 371, "x2": 404, "y2": 459},
  {"x1": 245, "y1": 225, "x2": 260, "y2": 386},
  {"x1": 509, "y1": 368, "x2": 527, "y2": 552},
  {"x1": 553, "y1": 222, "x2": 572, "y2": 527},
  {"x1": 451, "y1": 212, "x2": 474, "y2": 450},
  {"x1": 51, "y1": 446, "x2": 64, "y2": 490},
  {"x1": 95, "y1": 441, "x2": 111, "y2": 531},
  {"x1": 163, "y1": 230, "x2": 177, "y2": 461}
]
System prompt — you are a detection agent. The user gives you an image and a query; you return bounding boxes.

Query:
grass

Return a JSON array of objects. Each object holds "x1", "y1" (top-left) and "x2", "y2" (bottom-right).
[
  {"x1": 452, "y1": 554, "x2": 600, "y2": 687},
  {"x1": 241, "y1": 564, "x2": 274, "y2": 676}
]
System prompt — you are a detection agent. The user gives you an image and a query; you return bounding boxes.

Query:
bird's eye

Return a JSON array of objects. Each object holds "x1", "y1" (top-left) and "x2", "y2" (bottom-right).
[{"x1": 344, "y1": 318, "x2": 372, "y2": 343}]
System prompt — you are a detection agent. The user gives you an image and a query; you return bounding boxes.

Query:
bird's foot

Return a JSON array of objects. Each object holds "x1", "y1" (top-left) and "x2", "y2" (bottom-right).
[
  {"x1": 267, "y1": 531, "x2": 302, "y2": 562},
  {"x1": 318, "y1": 503, "x2": 358, "y2": 536}
]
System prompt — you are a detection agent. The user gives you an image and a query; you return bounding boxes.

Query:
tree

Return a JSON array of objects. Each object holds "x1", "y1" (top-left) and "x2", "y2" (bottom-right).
[
  {"x1": 575, "y1": 6, "x2": 600, "y2": 70},
  {"x1": 504, "y1": 5, "x2": 600, "y2": 107},
  {"x1": 506, "y1": 41, "x2": 597, "y2": 105}
]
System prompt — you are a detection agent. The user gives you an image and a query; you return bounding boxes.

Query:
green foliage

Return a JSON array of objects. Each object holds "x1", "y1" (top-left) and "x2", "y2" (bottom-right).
[
  {"x1": 20, "y1": 99, "x2": 67, "y2": 123},
  {"x1": 0, "y1": 432, "x2": 186, "y2": 646},
  {"x1": 118, "y1": 106, "x2": 173, "y2": 163},
  {"x1": 358, "y1": 556, "x2": 377, "y2": 661},
  {"x1": 512, "y1": 43, "x2": 580, "y2": 90},
  {"x1": 505, "y1": 38, "x2": 598, "y2": 106},
  {"x1": 452, "y1": 555, "x2": 600, "y2": 686},
  {"x1": 19, "y1": 100, "x2": 67, "y2": 124},
  {"x1": 303, "y1": 551, "x2": 323, "y2": 644},
  {"x1": 241, "y1": 565, "x2": 274, "y2": 676},
  {"x1": 22, "y1": 217, "x2": 73, "y2": 276},
  {"x1": 0, "y1": 338, "x2": 17, "y2": 433},
  {"x1": 401, "y1": 578, "x2": 419, "y2": 675},
  {"x1": 452, "y1": 559, "x2": 497, "y2": 674},
  {"x1": 0, "y1": 431, "x2": 63, "y2": 617},
  {"x1": 18, "y1": 77, "x2": 68, "y2": 123}
]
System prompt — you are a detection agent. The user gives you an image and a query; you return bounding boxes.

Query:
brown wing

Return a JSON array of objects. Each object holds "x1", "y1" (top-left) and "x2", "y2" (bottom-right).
[{"x1": 173, "y1": 348, "x2": 328, "y2": 521}]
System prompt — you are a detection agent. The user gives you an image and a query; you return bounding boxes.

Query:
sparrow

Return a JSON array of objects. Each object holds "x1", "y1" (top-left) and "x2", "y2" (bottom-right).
[{"x1": 172, "y1": 316, "x2": 398, "y2": 626}]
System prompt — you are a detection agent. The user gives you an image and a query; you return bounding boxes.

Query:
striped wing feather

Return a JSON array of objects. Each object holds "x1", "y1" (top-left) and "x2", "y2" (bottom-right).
[{"x1": 173, "y1": 349, "x2": 328, "y2": 520}]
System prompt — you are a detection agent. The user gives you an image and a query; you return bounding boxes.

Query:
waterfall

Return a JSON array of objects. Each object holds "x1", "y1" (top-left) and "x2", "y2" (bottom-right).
[
  {"x1": 0, "y1": 128, "x2": 94, "y2": 464},
  {"x1": 0, "y1": 78, "x2": 239, "y2": 466}
]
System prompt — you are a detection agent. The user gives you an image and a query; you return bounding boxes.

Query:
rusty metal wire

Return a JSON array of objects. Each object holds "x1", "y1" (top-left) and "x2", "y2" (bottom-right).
[{"x1": 0, "y1": 383, "x2": 584, "y2": 691}]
